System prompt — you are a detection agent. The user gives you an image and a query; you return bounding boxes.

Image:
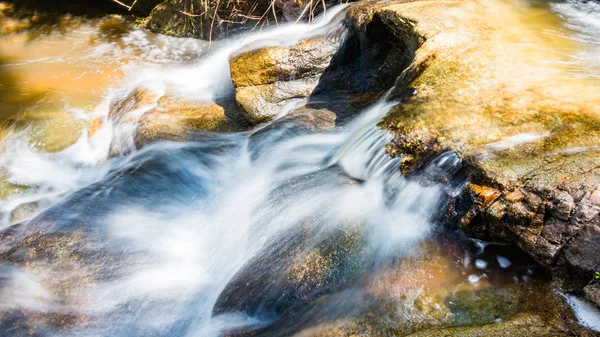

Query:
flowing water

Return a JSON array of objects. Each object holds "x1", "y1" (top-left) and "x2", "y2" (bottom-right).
[{"x1": 0, "y1": 1, "x2": 599, "y2": 336}]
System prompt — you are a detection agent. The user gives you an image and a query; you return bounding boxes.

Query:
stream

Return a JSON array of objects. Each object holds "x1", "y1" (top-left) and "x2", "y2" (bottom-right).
[{"x1": 0, "y1": 0, "x2": 600, "y2": 336}]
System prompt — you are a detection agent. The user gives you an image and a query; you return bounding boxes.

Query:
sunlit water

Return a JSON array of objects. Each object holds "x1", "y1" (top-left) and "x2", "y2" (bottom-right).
[{"x1": 0, "y1": 1, "x2": 599, "y2": 336}]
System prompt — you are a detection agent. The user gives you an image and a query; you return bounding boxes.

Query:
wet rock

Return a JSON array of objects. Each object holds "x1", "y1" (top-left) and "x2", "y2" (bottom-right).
[
  {"x1": 467, "y1": 184, "x2": 501, "y2": 209},
  {"x1": 404, "y1": 313, "x2": 583, "y2": 337},
  {"x1": 108, "y1": 87, "x2": 157, "y2": 122},
  {"x1": 9, "y1": 198, "x2": 54, "y2": 224},
  {"x1": 230, "y1": 6, "x2": 420, "y2": 125},
  {"x1": 87, "y1": 117, "x2": 104, "y2": 138},
  {"x1": 105, "y1": 87, "x2": 157, "y2": 157},
  {"x1": 134, "y1": 96, "x2": 249, "y2": 148},
  {"x1": 247, "y1": 106, "x2": 336, "y2": 161},
  {"x1": 229, "y1": 34, "x2": 342, "y2": 124},
  {"x1": 105, "y1": 87, "x2": 249, "y2": 154},
  {"x1": 213, "y1": 222, "x2": 368, "y2": 321},
  {"x1": 584, "y1": 283, "x2": 600, "y2": 308},
  {"x1": 0, "y1": 220, "x2": 127, "y2": 335},
  {"x1": 142, "y1": 0, "x2": 274, "y2": 39},
  {"x1": 372, "y1": 0, "x2": 600, "y2": 304},
  {"x1": 286, "y1": 238, "x2": 592, "y2": 337}
]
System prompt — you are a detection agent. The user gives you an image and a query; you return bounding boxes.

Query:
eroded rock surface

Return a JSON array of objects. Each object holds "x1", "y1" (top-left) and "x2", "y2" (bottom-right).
[
  {"x1": 373, "y1": 0, "x2": 600, "y2": 301},
  {"x1": 229, "y1": 6, "x2": 420, "y2": 125},
  {"x1": 229, "y1": 33, "x2": 343, "y2": 123},
  {"x1": 97, "y1": 87, "x2": 249, "y2": 156}
]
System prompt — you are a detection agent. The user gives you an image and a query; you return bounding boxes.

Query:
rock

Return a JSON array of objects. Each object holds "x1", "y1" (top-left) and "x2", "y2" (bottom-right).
[
  {"x1": 105, "y1": 87, "x2": 158, "y2": 157},
  {"x1": 134, "y1": 96, "x2": 249, "y2": 148},
  {"x1": 142, "y1": 0, "x2": 274, "y2": 39},
  {"x1": 105, "y1": 87, "x2": 249, "y2": 154},
  {"x1": 247, "y1": 106, "x2": 337, "y2": 161},
  {"x1": 229, "y1": 34, "x2": 342, "y2": 123},
  {"x1": 286, "y1": 238, "x2": 594, "y2": 337},
  {"x1": 230, "y1": 6, "x2": 420, "y2": 125},
  {"x1": 108, "y1": 87, "x2": 157, "y2": 122},
  {"x1": 404, "y1": 313, "x2": 584, "y2": 337},
  {"x1": 213, "y1": 221, "x2": 368, "y2": 321},
  {"x1": 584, "y1": 283, "x2": 600, "y2": 308},
  {"x1": 87, "y1": 117, "x2": 104, "y2": 138},
  {"x1": 371, "y1": 0, "x2": 600, "y2": 303},
  {"x1": 9, "y1": 198, "x2": 54, "y2": 224}
]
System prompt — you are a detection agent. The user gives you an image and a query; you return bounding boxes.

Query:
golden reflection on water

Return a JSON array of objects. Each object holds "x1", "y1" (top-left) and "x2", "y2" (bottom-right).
[
  {"x1": 0, "y1": 3, "x2": 210, "y2": 200},
  {"x1": 0, "y1": 12, "x2": 128, "y2": 152},
  {"x1": 0, "y1": 3, "x2": 208, "y2": 154},
  {"x1": 0, "y1": 0, "x2": 596, "y2": 152},
  {"x1": 509, "y1": 0, "x2": 600, "y2": 80}
]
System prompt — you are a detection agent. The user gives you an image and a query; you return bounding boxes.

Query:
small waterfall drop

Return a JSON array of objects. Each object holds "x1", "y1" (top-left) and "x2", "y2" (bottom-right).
[{"x1": 0, "y1": 4, "x2": 460, "y2": 337}]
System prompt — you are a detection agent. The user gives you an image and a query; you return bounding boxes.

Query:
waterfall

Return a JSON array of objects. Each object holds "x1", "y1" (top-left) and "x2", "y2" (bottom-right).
[
  {"x1": 6, "y1": 0, "x2": 600, "y2": 335},
  {"x1": 0, "y1": 6, "x2": 464, "y2": 334}
]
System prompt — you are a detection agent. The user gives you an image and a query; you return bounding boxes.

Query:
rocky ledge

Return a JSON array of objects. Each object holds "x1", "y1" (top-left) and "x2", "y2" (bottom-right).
[{"x1": 370, "y1": 0, "x2": 600, "y2": 306}]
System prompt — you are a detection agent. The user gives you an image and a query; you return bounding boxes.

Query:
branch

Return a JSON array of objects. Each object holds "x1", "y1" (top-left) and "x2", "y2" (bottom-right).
[{"x1": 111, "y1": 0, "x2": 137, "y2": 11}]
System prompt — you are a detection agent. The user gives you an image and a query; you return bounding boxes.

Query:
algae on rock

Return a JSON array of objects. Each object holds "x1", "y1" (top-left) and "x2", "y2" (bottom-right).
[{"x1": 372, "y1": 0, "x2": 600, "y2": 305}]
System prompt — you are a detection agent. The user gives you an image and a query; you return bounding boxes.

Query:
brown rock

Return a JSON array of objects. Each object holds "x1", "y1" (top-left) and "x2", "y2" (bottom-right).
[
  {"x1": 551, "y1": 191, "x2": 575, "y2": 221},
  {"x1": 375, "y1": 0, "x2": 600, "y2": 305},
  {"x1": 229, "y1": 34, "x2": 342, "y2": 124},
  {"x1": 563, "y1": 224, "x2": 600, "y2": 275},
  {"x1": 134, "y1": 96, "x2": 248, "y2": 148},
  {"x1": 584, "y1": 283, "x2": 600, "y2": 308},
  {"x1": 468, "y1": 184, "x2": 501, "y2": 209}
]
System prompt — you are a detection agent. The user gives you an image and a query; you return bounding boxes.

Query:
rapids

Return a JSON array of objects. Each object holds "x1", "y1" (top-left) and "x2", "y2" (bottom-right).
[{"x1": 0, "y1": 0, "x2": 600, "y2": 336}]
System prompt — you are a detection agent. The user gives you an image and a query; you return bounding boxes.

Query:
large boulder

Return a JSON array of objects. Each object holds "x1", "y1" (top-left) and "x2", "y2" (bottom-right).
[
  {"x1": 368, "y1": 0, "x2": 600, "y2": 301},
  {"x1": 229, "y1": 3, "x2": 421, "y2": 125},
  {"x1": 229, "y1": 34, "x2": 342, "y2": 124},
  {"x1": 213, "y1": 204, "x2": 368, "y2": 322}
]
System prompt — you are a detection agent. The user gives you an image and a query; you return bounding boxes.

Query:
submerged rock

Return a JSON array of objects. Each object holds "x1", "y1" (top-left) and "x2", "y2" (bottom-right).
[
  {"x1": 284, "y1": 238, "x2": 594, "y2": 337},
  {"x1": 372, "y1": 0, "x2": 600, "y2": 304},
  {"x1": 404, "y1": 312, "x2": 583, "y2": 337},
  {"x1": 213, "y1": 217, "x2": 368, "y2": 321}
]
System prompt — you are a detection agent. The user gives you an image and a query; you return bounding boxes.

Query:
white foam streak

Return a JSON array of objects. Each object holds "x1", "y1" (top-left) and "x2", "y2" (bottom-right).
[
  {"x1": 564, "y1": 294, "x2": 600, "y2": 332},
  {"x1": 0, "y1": 5, "x2": 457, "y2": 336}
]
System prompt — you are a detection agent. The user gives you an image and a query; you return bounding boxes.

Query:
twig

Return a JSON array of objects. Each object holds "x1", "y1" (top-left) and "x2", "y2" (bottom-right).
[
  {"x1": 294, "y1": 2, "x2": 312, "y2": 24},
  {"x1": 111, "y1": 0, "x2": 133, "y2": 10}
]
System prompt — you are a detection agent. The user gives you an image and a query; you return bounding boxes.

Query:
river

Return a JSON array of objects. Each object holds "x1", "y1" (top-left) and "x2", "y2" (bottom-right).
[{"x1": 0, "y1": 1, "x2": 599, "y2": 336}]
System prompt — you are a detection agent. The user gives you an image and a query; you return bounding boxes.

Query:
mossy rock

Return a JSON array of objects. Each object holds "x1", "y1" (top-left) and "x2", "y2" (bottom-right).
[
  {"x1": 365, "y1": 0, "x2": 600, "y2": 302},
  {"x1": 134, "y1": 95, "x2": 249, "y2": 148},
  {"x1": 404, "y1": 312, "x2": 584, "y2": 337},
  {"x1": 229, "y1": 33, "x2": 342, "y2": 124}
]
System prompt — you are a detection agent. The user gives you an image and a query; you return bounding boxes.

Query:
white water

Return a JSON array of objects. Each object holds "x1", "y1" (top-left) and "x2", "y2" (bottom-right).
[
  {"x1": 0, "y1": 6, "x2": 462, "y2": 337},
  {"x1": 0, "y1": 5, "x2": 347, "y2": 227},
  {"x1": 564, "y1": 294, "x2": 600, "y2": 332},
  {"x1": 2, "y1": 1, "x2": 600, "y2": 335},
  {"x1": 550, "y1": 0, "x2": 600, "y2": 78}
]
